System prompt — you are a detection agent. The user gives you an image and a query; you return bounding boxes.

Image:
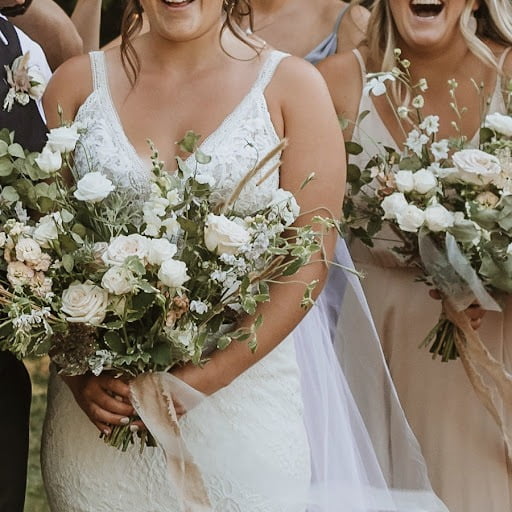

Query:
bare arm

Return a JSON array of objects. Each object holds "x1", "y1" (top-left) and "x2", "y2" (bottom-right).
[
  {"x1": 10, "y1": 0, "x2": 83, "y2": 70},
  {"x1": 173, "y1": 58, "x2": 346, "y2": 395},
  {"x1": 71, "y1": 0, "x2": 102, "y2": 53}
]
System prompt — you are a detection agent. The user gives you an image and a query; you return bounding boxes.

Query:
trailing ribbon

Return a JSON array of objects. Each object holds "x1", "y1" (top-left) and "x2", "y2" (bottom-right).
[
  {"x1": 130, "y1": 372, "x2": 213, "y2": 512},
  {"x1": 443, "y1": 298, "x2": 512, "y2": 466}
]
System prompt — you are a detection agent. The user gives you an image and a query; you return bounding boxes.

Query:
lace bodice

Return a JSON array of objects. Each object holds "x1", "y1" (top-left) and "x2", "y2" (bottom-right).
[
  {"x1": 73, "y1": 51, "x2": 284, "y2": 214},
  {"x1": 42, "y1": 50, "x2": 311, "y2": 512}
]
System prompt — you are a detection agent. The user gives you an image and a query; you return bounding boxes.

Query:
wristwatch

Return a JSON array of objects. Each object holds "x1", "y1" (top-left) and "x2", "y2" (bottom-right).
[{"x1": 1, "y1": 0, "x2": 33, "y2": 17}]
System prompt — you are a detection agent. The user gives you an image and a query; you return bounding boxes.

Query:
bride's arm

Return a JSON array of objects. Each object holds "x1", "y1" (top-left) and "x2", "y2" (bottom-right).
[{"x1": 173, "y1": 57, "x2": 346, "y2": 395}]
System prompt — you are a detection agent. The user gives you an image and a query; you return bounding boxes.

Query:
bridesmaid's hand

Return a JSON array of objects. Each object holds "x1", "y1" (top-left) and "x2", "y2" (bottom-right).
[
  {"x1": 428, "y1": 289, "x2": 485, "y2": 330},
  {"x1": 61, "y1": 373, "x2": 144, "y2": 435}
]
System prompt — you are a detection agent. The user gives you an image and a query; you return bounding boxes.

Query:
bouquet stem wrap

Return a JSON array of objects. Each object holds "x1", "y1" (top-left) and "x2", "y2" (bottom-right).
[
  {"x1": 129, "y1": 373, "x2": 212, "y2": 512},
  {"x1": 443, "y1": 298, "x2": 512, "y2": 466}
]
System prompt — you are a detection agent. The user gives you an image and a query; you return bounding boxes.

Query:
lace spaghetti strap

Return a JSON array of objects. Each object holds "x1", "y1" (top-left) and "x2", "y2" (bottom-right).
[
  {"x1": 254, "y1": 51, "x2": 289, "y2": 93},
  {"x1": 88, "y1": 51, "x2": 107, "y2": 92}
]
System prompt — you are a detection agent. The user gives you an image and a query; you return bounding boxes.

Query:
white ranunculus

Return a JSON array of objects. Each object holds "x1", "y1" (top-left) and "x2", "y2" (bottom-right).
[
  {"x1": 381, "y1": 192, "x2": 408, "y2": 220},
  {"x1": 158, "y1": 259, "x2": 189, "y2": 288},
  {"x1": 33, "y1": 214, "x2": 60, "y2": 247},
  {"x1": 46, "y1": 125, "x2": 80, "y2": 153},
  {"x1": 204, "y1": 214, "x2": 251, "y2": 255},
  {"x1": 485, "y1": 112, "x2": 512, "y2": 137},
  {"x1": 61, "y1": 281, "x2": 108, "y2": 325},
  {"x1": 15, "y1": 237, "x2": 42, "y2": 265},
  {"x1": 452, "y1": 149, "x2": 502, "y2": 186},
  {"x1": 147, "y1": 238, "x2": 177, "y2": 266},
  {"x1": 74, "y1": 172, "x2": 115, "y2": 203},
  {"x1": 101, "y1": 267, "x2": 135, "y2": 295},
  {"x1": 395, "y1": 170, "x2": 414, "y2": 192},
  {"x1": 413, "y1": 169, "x2": 437, "y2": 194},
  {"x1": 35, "y1": 146, "x2": 62, "y2": 173},
  {"x1": 28, "y1": 67, "x2": 46, "y2": 100},
  {"x1": 102, "y1": 234, "x2": 150, "y2": 266},
  {"x1": 424, "y1": 204, "x2": 454, "y2": 232},
  {"x1": 396, "y1": 204, "x2": 425, "y2": 232}
]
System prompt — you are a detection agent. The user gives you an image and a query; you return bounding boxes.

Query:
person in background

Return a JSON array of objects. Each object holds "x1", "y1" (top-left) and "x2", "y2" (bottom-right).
[
  {"x1": 318, "y1": 0, "x2": 512, "y2": 510},
  {"x1": 5, "y1": 0, "x2": 102, "y2": 69},
  {"x1": 0, "y1": 3, "x2": 51, "y2": 511}
]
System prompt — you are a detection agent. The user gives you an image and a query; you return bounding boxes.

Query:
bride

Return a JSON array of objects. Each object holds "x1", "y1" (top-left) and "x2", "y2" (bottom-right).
[{"x1": 41, "y1": 1, "x2": 446, "y2": 511}]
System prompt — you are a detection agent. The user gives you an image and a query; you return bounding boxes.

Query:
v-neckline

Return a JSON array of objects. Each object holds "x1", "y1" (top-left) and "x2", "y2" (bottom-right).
[{"x1": 96, "y1": 51, "x2": 276, "y2": 171}]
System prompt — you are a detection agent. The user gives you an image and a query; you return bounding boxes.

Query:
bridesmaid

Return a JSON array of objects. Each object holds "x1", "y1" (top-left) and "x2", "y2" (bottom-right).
[
  {"x1": 245, "y1": 0, "x2": 369, "y2": 64},
  {"x1": 319, "y1": 1, "x2": 512, "y2": 511}
]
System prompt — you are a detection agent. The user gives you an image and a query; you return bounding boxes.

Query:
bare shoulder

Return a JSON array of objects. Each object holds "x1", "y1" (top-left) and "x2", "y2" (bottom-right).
[
  {"x1": 43, "y1": 53, "x2": 93, "y2": 125},
  {"x1": 338, "y1": 4, "x2": 370, "y2": 50}
]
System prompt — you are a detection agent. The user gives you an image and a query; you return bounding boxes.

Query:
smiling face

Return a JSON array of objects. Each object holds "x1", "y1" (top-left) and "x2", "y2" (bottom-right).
[
  {"x1": 389, "y1": 0, "x2": 477, "y2": 51},
  {"x1": 140, "y1": 0, "x2": 225, "y2": 43}
]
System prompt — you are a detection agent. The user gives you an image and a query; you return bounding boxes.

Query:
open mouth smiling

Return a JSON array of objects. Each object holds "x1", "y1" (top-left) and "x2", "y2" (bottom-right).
[
  {"x1": 161, "y1": 0, "x2": 195, "y2": 6},
  {"x1": 410, "y1": 0, "x2": 444, "y2": 18}
]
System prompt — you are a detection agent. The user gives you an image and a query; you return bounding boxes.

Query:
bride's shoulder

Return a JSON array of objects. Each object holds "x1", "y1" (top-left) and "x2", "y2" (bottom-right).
[{"x1": 43, "y1": 53, "x2": 94, "y2": 126}]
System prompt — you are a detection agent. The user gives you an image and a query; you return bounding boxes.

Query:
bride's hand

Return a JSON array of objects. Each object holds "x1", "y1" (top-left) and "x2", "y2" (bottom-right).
[
  {"x1": 428, "y1": 289, "x2": 485, "y2": 330},
  {"x1": 61, "y1": 373, "x2": 145, "y2": 435}
]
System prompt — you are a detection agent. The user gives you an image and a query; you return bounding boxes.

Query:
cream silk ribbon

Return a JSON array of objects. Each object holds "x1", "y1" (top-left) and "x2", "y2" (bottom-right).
[
  {"x1": 130, "y1": 372, "x2": 213, "y2": 512},
  {"x1": 443, "y1": 299, "x2": 512, "y2": 466}
]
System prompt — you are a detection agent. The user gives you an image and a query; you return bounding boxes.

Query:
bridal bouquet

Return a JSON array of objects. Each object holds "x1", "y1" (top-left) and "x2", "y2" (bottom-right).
[
  {"x1": 343, "y1": 49, "x2": 512, "y2": 361},
  {"x1": 0, "y1": 126, "x2": 325, "y2": 449}
]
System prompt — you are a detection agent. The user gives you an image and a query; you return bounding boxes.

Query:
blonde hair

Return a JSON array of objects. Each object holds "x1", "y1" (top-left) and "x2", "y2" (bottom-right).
[{"x1": 365, "y1": 0, "x2": 512, "y2": 73}]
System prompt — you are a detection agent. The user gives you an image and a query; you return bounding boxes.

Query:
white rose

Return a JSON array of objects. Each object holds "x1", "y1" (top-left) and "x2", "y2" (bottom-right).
[
  {"x1": 413, "y1": 169, "x2": 437, "y2": 194},
  {"x1": 381, "y1": 192, "x2": 408, "y2": 220},
  {"x1": 46, "y1": 125, "x2": 80, "y2": 153},
  {"x1": 35, "y1": 146, "x2": 62, "y2": 174},
  {"x1": 61, "y1": 281, "x2": 108, "y2": 325},
  {"x1": 74, "y1": 172, "x2": 115, "y2": 203},
  {"x1": 204, "y1": 214, "x2": 251, "y2": 255},
  {"x1": 484, "y1": 112, "x2": 512, "y2": 137},
  {"x1": 147, "y1": 238, "x2": 177, "y2": 266},
  {"x1": 424, "y1": 204, "x2": 454, "y2": 232},
  {"x1": 452, "y1": 149, "x2": 502, "y2": 186},
  {"x1": 28, "y1": 67, "x2": 46, "y2": 100},
  {"x1": 395, "y1": 170, "x2": 414, "y2": 192},
  {"x1": 396, "y1": 204, "x2": 425, "y2": 232},
  {"x1": 102, "y1": 234, "x2": 150, "y2": 266},
  {"x1": 101, "y1": 267, "x2": 135, "y2": 295},
  {"x1": 158, "y1": 259, "x2": 189, "y2": 288},
  {"x1": 33, "y1": 214, "x2": 60, "y2": 247},
  {"x1": 15, "y1": 238, "x2": 42, "y2": 265}
]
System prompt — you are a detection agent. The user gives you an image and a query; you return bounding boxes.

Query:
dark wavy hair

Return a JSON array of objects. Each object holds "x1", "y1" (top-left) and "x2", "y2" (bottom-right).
[{"x1": 121, "y1": 0, "x2": 254, "y2": 85}]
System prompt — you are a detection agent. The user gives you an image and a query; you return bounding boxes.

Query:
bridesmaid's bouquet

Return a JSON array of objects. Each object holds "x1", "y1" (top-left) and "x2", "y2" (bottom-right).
[
  {"x1": 343, "y1": 49, "x2": 512, "y2": 362},
  {"x1": 0, "y1": 126, "x2": 327, "y2": 450}
]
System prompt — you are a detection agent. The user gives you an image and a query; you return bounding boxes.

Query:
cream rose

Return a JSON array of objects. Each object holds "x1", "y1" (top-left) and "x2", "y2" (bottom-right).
[
  {"x1": 35, "y1": 146, "x2": 62, "y2": 174},
  {"x1": 101, "y1": 267, "x2": 135, "y2": 295},
  {"x1": 381, "y1": 192, "x2": 408, "y2": 220},
  {"x1": 46, "y1": 125, "x2": 80, "y2": 153},
  {"x1": 413, "y1": 169, "x2": 437, "y2": 194},
  {"x1": 424, "y1": 204, "x2": 454, "y2": 232},
  {"x1": 61, "y1": 281, "x2": 108, "y2": 325},
  {"x1": 204, "y1": 214, "x2": 250, "y2": 255},
  {"x1": 396, "y1": 204, "x2": 425, "y2": 232},
  {"x1": 394, "y1": 170, "x2": 414, "y2": 193},
  {"x1": 147, "y1": 238, "x2": 177, "y2": 266},
  {"x1": 158, "y1": 259, "x2": 189, "y2": 288},
  {"x1": 452, "y1": 149, "x2": 502, "y2": 186},
  {"x1": 74, "y1": 172, "x2": 115, "y2": 203},
  {"x1": 485, "y1": 112, "x2": 512, "y2": 137},
  {"x1": 102, "y1": 234, "x2": 150, "y2": 266}
]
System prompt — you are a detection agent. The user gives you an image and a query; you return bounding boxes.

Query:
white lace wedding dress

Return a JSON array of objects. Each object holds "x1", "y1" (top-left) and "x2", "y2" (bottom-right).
[{"x1": 41, "y1": 50, "x2": 312, "y2": 512}]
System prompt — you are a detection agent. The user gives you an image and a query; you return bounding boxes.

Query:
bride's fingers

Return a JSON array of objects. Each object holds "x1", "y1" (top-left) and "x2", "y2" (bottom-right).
[
  {"x1": 94, "y1": 392, "x2": 134, "y2": 417},
  {"x1": 88, "y1": 401, "x2": 133, "y2": 429},
  {"x1": 103, "y1": 376, "x2": 132, "y2": 401}
]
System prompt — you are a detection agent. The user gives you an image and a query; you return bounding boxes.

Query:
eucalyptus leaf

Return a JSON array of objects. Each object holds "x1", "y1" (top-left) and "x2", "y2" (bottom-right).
[{"x1": 8, "y1": 143, "x2": 25, "y2": 159}]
